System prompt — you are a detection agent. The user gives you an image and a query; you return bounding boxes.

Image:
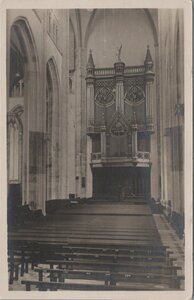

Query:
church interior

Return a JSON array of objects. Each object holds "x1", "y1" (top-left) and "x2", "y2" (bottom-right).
[{"x1": 7, "y1": 8, "x2": 185, "y2": 291}]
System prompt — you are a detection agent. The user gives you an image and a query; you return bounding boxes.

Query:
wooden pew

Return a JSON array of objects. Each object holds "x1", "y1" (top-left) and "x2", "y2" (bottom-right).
[
  {"x1": 11, "y1": 245, "x2": 174, "y2": 263},
  {"x1": 42, "y1": 259, "x2": 181, "y2": 275},
  {"x1": 9, "y1": 238, "x2": 169, "y2": 252},
  {"x1": 34, "y1": 267, "x2": 184, "y2": 289},
  {"x1": 8, "y1": 200, "x2": 181, "y2": 290},
  {"x1": 8, "y1": 243, "x2": 176, "y2": 274},
  {"x1": 20, "y1": 279, "x2": 178, "y2": 291}
]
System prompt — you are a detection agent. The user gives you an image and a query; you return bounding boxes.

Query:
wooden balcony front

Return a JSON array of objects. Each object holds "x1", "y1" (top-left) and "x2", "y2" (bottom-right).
[{"x1": 91, "y1": 151, "x2": 151, "y2": 168}]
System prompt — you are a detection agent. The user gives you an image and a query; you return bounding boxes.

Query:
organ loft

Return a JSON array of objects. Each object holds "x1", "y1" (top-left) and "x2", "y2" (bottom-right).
[
  {"x1": 86, "y1": 46, "x2": 155, "y2": 200},
  {"x1": 5, "y1": 8, "x2": 185, "y2": 292}
]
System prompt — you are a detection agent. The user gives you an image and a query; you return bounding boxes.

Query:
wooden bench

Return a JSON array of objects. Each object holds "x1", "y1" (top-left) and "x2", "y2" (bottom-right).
[
  {"x1": 34, "y1": 267, "x2": 184, "y2": 289},
  {"x1": 51, "y1": 251, "x2": 175, "y2": 264},
  {"x1": 13, "y1": 246, "x2": 173, "y2": 263},
  {"x1": 43, "y1": 259, "x2": 181, "y2": 275},
  {"x1": 9, "y1": 239, "x2": 169, "y2": 252},
  {"x1": 20, "y1": 279, "x2": 177, "y2": 291},
  {"x1": 8, "y1": 244, "x2": 176, "y2": 283},
  {"x1": 8, "y1": 241, "x2": 173, "y2": 272}
]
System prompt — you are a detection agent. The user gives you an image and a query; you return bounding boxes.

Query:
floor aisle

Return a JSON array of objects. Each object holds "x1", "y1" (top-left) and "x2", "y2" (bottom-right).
[{"x1": 153, "y1": 214, "x2": 184, "y2": 289}]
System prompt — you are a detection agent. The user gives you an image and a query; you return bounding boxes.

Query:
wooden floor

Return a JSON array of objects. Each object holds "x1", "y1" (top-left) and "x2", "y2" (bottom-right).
[{"x1": 8, "y1": 200, "x2": 184, "y2": 291}]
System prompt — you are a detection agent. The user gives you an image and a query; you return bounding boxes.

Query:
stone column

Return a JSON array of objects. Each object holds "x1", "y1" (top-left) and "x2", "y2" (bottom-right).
[
  {"x1": 58, "y1": 10, "x2": 69, "y2": 199},
  {"x1": 75, "y1": 47, "x2": 82, "y2": 198},
  {"x1": 114, "y1": 61, "x2": 125, "y2": 113},
  {"x1": 36, "y1": 12, "x2": 47, "y2": 215},
  {"x1": 86, "y1": 135, "x2": 92, "y2": 198}
]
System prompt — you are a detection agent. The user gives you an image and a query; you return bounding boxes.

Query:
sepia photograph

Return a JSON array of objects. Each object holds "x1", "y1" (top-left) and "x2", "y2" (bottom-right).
[{"x1": 0, "y1": 1, "x2": 192, "y2": 299}]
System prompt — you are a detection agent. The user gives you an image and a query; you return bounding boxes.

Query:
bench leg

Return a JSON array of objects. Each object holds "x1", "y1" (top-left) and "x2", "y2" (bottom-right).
[
  {"x1": 9, "y1": 267, "x2": 14, "y2": 285},
  {"x1": 50, "y1": 273, "x2": 54, "y2": 282},
  {"x1": 39, "y1": 270, "x2": 43, "y2": 282},
  {"x1": 9, "y1": 254, "x2": 14, "y2": 284},
  {"x1": 25, "y1": 262, "x2": 28, "y2": 273},
  {"x1": 49, "y1": 271, "x2": 58, "y2": 282},
  {"x1": 59, "y1": 274, "x2": 64, "y2": 283},
  {"x1": 105, "y1": 278, "x2": 109, "y2": 286},
  {"x1": 20, "y1": 263, "x2": 24, "y2": 277},
  {"x1": 110, "y1": 277, "x2": 116, "y2": 286},
  {"x1": 26, "y1": 283, "x2": 31, "y2": 291},
  {"x1": 15, "y1": 265, "x2": 19, "y2": 280}
]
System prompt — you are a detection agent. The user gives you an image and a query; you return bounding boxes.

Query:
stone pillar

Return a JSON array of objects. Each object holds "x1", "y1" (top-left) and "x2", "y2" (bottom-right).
[
  {"x1": 26, "y1": 68, "x2": 44, "y2": 212},
  {"x1": 58, "y1": 10, "x2": 69, "y2": 199},
  {"x1": 80, "y1": 48, "x2": 87, "y2": 198},
  {"x1": 86, "y1": 136, "x2": 92, "y2": 198},
  {"x1": 37, "y1": 12, "x2": 47, "y2": 215},
  {"x1": 74, "y1": 47, "x2": 82, "y2": 198},
  {"x1": 144, "y1": 46, "x2": 158, "y2": 201},
  {"x1": 114, "y1": 61, "x2": 125, "y2": 113}
]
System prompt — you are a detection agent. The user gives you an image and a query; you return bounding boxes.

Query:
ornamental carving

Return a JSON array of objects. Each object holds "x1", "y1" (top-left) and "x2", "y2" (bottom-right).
[
  {"x1": 124, "y1": 85, "x2": 145, "y2": 106},
  {"x1": 95, "y1": 87, "x2": 115, "y2": 107},
  {"x1": 95, "y1": 79, "x2": 116, "y2": 107},
  {"x1": 111, "y1": 120, "x2": 126, "y2": 136},
  {"x1": 109, "y1": 111, "x2": 128, "y2": 136},
  {"x1": 124, "y1": 77, "x2": 145, "y2": 106}
]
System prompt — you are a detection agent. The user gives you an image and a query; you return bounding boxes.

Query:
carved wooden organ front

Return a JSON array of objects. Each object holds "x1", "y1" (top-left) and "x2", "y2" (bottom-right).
[{"x1": 86, "y1": 47, "x2": 155, "y2": 167}]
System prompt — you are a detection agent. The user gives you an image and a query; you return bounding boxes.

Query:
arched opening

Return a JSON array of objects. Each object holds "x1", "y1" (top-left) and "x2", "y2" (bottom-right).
[
  {"x1": 8, "y1": 18, "x2": 39, "y2": 209},
  {"x1": 46, "y1": 58, "x2": 60, "y2": 200}
]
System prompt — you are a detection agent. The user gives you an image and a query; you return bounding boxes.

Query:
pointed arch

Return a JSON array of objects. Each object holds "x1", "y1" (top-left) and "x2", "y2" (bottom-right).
[
  {"x1": 8, "y1": 17, "x2": 40, "y2": 207},
  {"x1": 47, "y1": 56, "x2": 60, "y2": 89},
  {"x1": 84, "y1": 9, "x2": 158, "y2": 49},
  {"x1": 84, "y1": 9, "x2": 97, "y2": 48},
  {"x1": 143, "y1": 9, "x2": 158, "y2": 47},
  {"x1": 10, "y1": 17, "x2": 39, "y2": 71},
  {"x1": 75, "y1": 9, "x2": 82, "y2": 47}
]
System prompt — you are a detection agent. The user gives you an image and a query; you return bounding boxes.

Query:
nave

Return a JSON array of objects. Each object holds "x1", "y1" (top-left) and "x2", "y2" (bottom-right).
[{"x1": 8, "y1": 199, "x2": 184, "y2": 291}]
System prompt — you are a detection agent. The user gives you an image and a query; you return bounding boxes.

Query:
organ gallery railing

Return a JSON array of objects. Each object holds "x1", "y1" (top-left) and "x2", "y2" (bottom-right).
[
  {"x1": 94, "y1": 65, "x2": 145, "y2": 77},
  {"x1": 91, "y1": 151, "x2": 151, "y2": 162}
]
